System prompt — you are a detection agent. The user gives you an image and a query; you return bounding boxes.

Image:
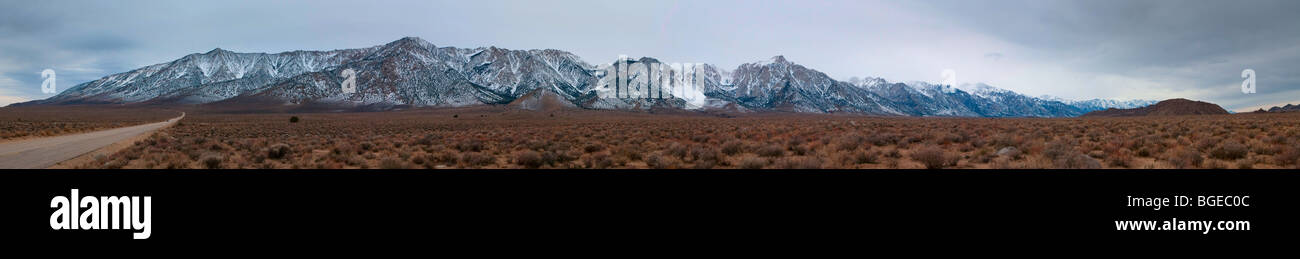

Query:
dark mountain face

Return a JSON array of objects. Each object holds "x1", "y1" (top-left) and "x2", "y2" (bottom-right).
[
  {"x1": 17, "y1": 37, "x2": 1151, "y2": 117},
  {"x1": 708, "y1": 56, "x2": 892, "y2": 114},
  {"x1": 1082, "y1": 98, "x2": 1230, "y2": 117},
  {"x1": 1259, "y1": 104, "x2": 1300, "y2": 113}
]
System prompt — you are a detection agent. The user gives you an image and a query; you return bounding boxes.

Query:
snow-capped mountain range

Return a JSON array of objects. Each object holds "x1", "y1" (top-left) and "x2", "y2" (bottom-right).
[{"x1": 20, "y1": 37, "x2": 1153, "y2": 117}]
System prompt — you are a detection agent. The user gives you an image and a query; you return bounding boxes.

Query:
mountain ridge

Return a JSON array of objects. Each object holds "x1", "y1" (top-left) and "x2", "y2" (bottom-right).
[
  {"x1": 16, "y1": 37, "x2": 1154, "y2": 117},
  {"x1": 1081, "y1": 98, "x2": 1229, "y2": 117}
]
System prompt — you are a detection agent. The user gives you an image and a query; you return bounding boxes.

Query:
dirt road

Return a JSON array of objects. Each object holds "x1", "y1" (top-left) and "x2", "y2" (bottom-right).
[{"x1": 0, "y1": 113, "x2": 184, "y2": 169}]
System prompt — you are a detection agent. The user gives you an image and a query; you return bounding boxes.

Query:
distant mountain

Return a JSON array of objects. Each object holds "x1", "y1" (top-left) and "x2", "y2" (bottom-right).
[
  {"x1": 1253, "y1": 103, "x2": 1300, "y2": 113},
  {"x1": 1081, "y1": 99, "x2": 1229, "y2": 117},
  {"x1": 1039, "y1": 95, "x2": 1157, "y2": 113},
  {"x1": 16, "y1": 37, "x2": 1153, "y2": 117}
]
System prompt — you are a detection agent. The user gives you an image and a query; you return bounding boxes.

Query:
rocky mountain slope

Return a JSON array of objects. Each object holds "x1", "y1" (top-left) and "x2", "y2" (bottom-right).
[
  {"x1": 18, "y1": 37, "x2": 1153, "y2": 117},
  {"x1": 1081, "y1": 98, "x2": 1229, "y2": 117}
]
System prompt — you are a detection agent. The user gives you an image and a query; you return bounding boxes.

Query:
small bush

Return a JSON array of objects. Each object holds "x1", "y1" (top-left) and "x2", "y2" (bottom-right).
[
  {"x1": 1274, "y1": 147, "x2": 1300, "y2": 168},
  {"x1": 380, "y1": 157, "x2": 408, "y2": 169},
  {"x1": 721, "y1": 140, "x2": 746, "y2": 156},
  {"x1": 645, "y1": 153, "x2": 679, "y2": 169},
  {"x1": 289, "y1": 116, "x2": 300, "y2": 123},
  {"x1": 200, "y1": 153, "x2": 223, "y2": 169},
  {"x1": 775, "y1": 156, "x2": 822, "y2": 169},
  {"x1": 614, "y1": 145, "x2": 643, "y2": 161},
  {"x1": 1042, "y1": 141, "x2": 1076, "y2": 161},
  {"x1": 912, "y1": 146, "x2": 958, "y2": 169},
  {"x1": 836, "y1": 134, "x2": 865, "y2": 151},
  {"x1": 582, "y1": 143, "x2": 604, "y2": 153},
  {"x1": 689, "y1": 146, "x2": 719, "y2": 163},
  {"x1": 852, "y1": 150, "x2": 878, "y2": 164},
  {"x1": 757, "y1": 144, "x2": 785, "y2": 158},
  {"x1": 867, "y1": 133, "x2": 901, "y2": 146},
  {"x1": 1167, "y1": 148, "x2": 1204, "y2": 169},
  {"x1": 513, "y1": 150, "x2": 544, "y2": 169},
  {"x1": 459, "y1": 152, "x2": 495, "y2": 167},
  {"x1": 1055, "y1": 154, "x2": 1102, "y2": 169},
  {"x1": 584, "y1": 153, "x2": 614, "y2": 169},
  {"x1": 267, "y1": 143, "x2": 292, "y2": 159},
  {"x1": 1209, "y1": 141, "x2": 1248, "y2": 160},
  {"x1": 454, "y1": 139, "x2": 484, "y2": 152},
  {"x1": 1195, "y1": 137, "x2": 1221, "y2": 151},
  {"x1": 739, "y1": 156, "x2": 768, "y2": 169},
  {"x1": 666, "y1": 142, "x2": 689, "y2": 159},
  {"x1": 1107, "y1": 149, "x2": 1133, "y2": 168}
]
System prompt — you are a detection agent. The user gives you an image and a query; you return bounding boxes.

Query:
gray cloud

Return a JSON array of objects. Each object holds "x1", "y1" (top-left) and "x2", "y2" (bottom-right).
[
  {"x1": 897, "y1": 0, "x2": 1300, "y2": 110},
  {"x1": 1, "y1": 0, "x2": 1297, "y2": 110}
]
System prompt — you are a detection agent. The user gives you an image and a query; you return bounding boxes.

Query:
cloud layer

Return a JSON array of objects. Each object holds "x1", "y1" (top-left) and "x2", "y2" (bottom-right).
[{"x1": 1, "y1": 0, "x2": 1296, "y2": 110}]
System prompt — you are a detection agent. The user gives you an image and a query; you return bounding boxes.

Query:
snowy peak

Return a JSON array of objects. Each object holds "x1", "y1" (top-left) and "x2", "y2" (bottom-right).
[
  {"x1": 768, "y1": 55, "x2": 789, "y2": 65},
  {"x1": 385, "y1": 36, "x2": 434, "y2": 49},
  {"x1": 18, "y1": 37, "x2": 1158, "y2": 118},
  {"x1": 206, "y1": 47, "x2": 234, "y2": 54}
]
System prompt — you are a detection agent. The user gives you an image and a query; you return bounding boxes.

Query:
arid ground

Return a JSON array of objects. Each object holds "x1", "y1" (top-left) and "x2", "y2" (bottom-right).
[
  {"x1": 7, "y1": 106, "x2": 1295, "y2": 169},
  {"x1": 0, "y1": 106, "x2": 180, "y2": 141}
]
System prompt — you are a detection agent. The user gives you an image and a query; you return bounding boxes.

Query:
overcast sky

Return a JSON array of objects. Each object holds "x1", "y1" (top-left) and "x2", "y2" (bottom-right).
[{"x1": 2, "y1": 0, "x2": 1297, "y2": 111}]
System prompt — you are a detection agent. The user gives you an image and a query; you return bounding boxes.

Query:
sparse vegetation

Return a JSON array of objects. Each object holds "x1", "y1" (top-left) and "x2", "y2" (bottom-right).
[
  {"x1": 911, "y1": 146, "x2": 958, "y2": 169},
  {"x1": 54, "y1": 108, "x2": 1300, "y2": 169},
  {"x1": 0, "y1": 106, "x2": 178, "y2": 141}
]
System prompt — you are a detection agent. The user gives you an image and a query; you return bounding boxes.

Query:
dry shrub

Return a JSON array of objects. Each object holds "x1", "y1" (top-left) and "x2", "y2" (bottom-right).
[
  {"x1": 1205, "y1": 159, "x2": 1228, "y2": 169},
  {"x1": 836, "y1": 134, "x2": 865, "y2": 151},
  {"x1": 756, "y1": 144, "x2": 785, "y2": 158},
  {"x1": 454, "y1": 139, "x2": 484, "y2": 152},
  {"x1": 1275, "y1": 147, "x2": 1300, "y2": 168},
  {"x1": 775, "y1": 156, "x2": 822, "y2": 169},
  {"x1": 912, "y1": 146, "x2": 958, "y2": 169},
  {"x1": 1235, "y1": 159, "x2": 1254, "y2": 169},
  {"x1": 1055, "y1": 154, "x2": 1102, "y2": 169},
  {"x1": 882, "y1": 148, "x2": 902, "y2": 159},
  {"x1": 1166, "y1": 148, "x2": 1204, "y2": 169},
  {"x1": 614, "y1": 145, "x2": 644, "y2": 161},
  {"x1": 514, "y1": 150, "x2": 544, "y2": 169},
  {"x1": 1209, "y1": 141, "x2": 1248, "y2": 160},
  {"x1": 459, "y1": 152, "x2": 495, "y2": 167},
  {"x1": 1042, "y1": 141, "x2": 1076, "y2": 161},
  {"x1": 582, "y1": 143, "x2": 604, "y2": 153},
  {"x1": 666, "y1": 142, "x2": 689, "y2": 159},
  {"x1": 739, "y1": 156, "x2": 768, "y2": 169},
  {"x1": 721, "y1": 140, "x2": 746, "y2": 156},
  {"x1": 1251, "y1": 142, "x2": 1279, "y2": 156},
  {"x1": 1107, "y1": 149, "x2": 1134, "y2": 168},
  {"x1": 689, "y1": 146, "x2": 719, "y2": 162},
  {"x1": 583, "y1": 153, "x2": 614, "y2": 169},
  {"x1": 991, "y1": 133, "x2": 1022, "y2": 149},
  {"x1": 645, "y1": 153, "x2": 680, "y2": 169},
  {"x1": 867, "y1": 133, "x2": 901, "y2": 146},
  {"x1": 851, "y1": 149, "x2": 878, "y2": 164},
  {"x1": 267, "y1": 143, "x2": 291, "y2": 159},
  {"x1": 60, "y1": 107, "x2": 1300, "y2": 170},
  {"x1": 1195, "y1": 137, "x2": 1222, "y2": 151},
  {"x1": 200, "y1": 153, "x2": 223, "y2": 169},
  {"x1": 380, "y1": 157, "x2": 408, "y2": 169},
  {"x1": 692, "y1": 158, "x2": 717, "y2": 169}
]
